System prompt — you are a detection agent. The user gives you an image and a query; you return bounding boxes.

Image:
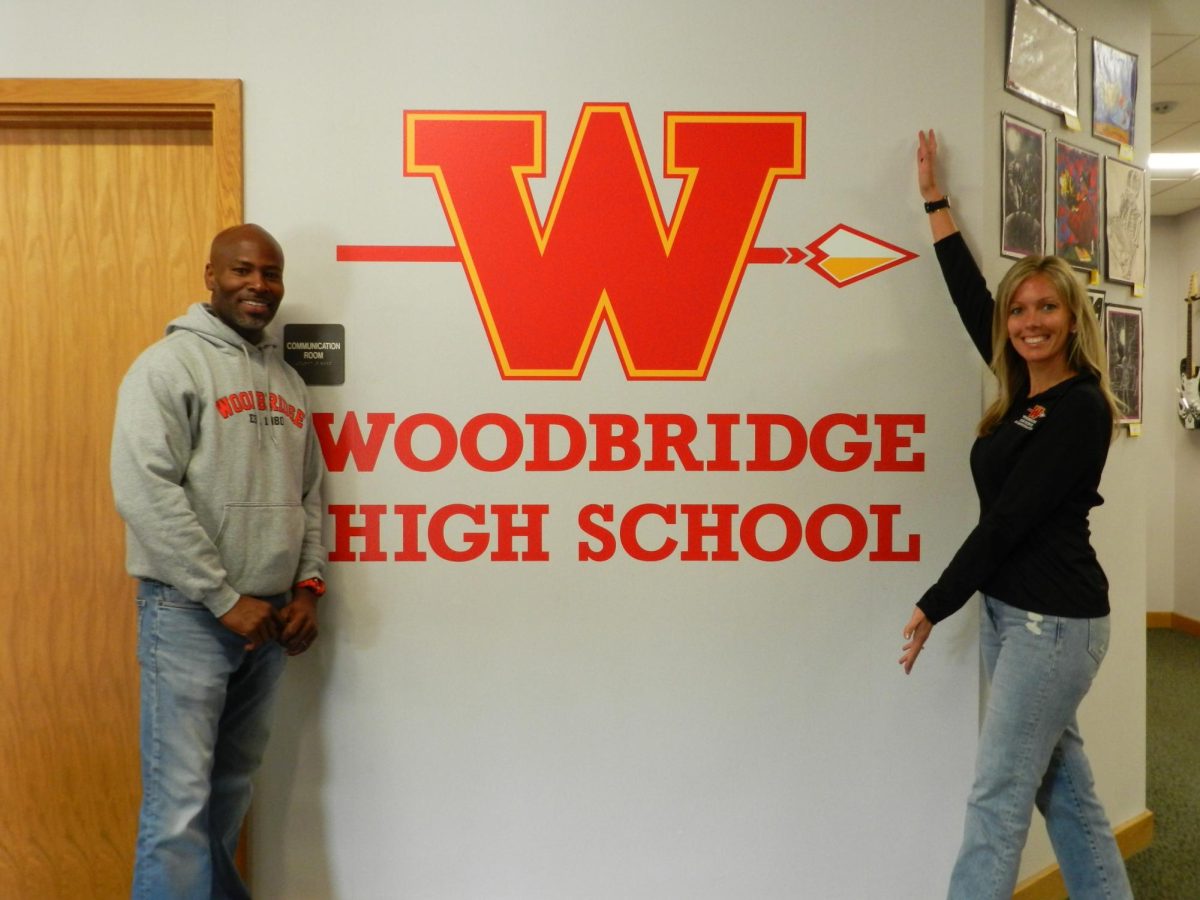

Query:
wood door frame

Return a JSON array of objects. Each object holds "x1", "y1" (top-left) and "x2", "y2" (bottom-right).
[
  {"x1": 0, "y1": 75, "x2": 247, "y2": 883},
  {"x1": 0, "y1": 78, "x2": 243, "y2": 226}
]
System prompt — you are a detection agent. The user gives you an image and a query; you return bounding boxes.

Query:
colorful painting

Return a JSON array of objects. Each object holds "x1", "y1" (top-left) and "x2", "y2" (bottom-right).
[
  {"x1": 1093, "y1": 39, "x2": 1137, "y2": 146},
  {"x1": 1001, "y1": 114, "x2": 1045, "y2": 258},
  {"x1": 1055, "y1": 140, "x2": 1100, "y2": 271}
]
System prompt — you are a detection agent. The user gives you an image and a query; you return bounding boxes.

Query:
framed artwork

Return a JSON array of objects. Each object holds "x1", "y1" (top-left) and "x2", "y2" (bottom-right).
[
  {"x1": 1006, "y1": 0, "x2": 1079, "y2": 120},
  {"x1": 1087, "y1": 287, "x2": 1105, "y2": 323},
  {"x1": 1092, "y1": 39, "x2": 1138, "y2": 146},
  {"x1": 1055, "y1": 140, "x2": 1100, "y2": 271},
  {"x1": 1104, "y1": 157, "x2": 1146, "y2": 286},
  {"x1": 1104, "y1": 303, "x2": 1142, "y2": 425},
  {"x1": 1001, "y1": 114, "x2": 1045, "y2": 258}
]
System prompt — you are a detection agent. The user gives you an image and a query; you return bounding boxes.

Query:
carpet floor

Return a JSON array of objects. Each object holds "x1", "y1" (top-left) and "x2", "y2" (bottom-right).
[{"x1": 1124, "y1": 629, "x2": 1200, "y2": 899}]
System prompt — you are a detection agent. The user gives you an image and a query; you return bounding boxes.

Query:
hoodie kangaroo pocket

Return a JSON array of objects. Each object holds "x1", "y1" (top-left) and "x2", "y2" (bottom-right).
[{"x1": 215, "y1": 502, "x2": 306, "y2": 596}]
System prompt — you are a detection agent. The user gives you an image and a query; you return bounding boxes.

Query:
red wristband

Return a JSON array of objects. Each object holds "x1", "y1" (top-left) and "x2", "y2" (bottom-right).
[{"x1": 293, "y1": 578, "x2": 326, "y2": 598}]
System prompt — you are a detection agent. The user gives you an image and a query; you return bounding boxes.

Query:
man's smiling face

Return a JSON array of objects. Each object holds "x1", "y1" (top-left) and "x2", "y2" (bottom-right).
[{"x1": 205, "y1": 226, "x2": 285, "y2": 344}]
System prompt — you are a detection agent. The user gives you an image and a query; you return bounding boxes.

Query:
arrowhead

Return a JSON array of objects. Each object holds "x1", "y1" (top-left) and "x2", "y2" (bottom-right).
[{"x1": 804, "y1": 225, "x2": 917, "y2": 287}]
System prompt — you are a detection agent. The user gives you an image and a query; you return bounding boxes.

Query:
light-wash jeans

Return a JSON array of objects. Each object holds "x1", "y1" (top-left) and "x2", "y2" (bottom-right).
[
  {"x1": 947, "y1": 596, "x2": 1132, "y2": 899},
  {"x1": 133, "y1": 580, "x2": 287, "y2": 900}
]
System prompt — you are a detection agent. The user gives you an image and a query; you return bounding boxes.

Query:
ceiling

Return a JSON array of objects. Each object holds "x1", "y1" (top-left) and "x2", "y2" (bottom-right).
[{"x1": 1151, "y1": 0, "x2": 1200, "y2": 216}]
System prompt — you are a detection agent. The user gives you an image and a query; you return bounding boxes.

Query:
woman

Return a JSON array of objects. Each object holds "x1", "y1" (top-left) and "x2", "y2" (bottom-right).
[{"x1": 902, "y1": 130, "x2": 1133, "y2": 899}]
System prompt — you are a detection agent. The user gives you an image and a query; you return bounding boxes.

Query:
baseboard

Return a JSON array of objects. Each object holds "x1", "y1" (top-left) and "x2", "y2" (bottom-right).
[
  {"x1": 1012, "y1": 810, "x2": 1154, "y2": 900},
  {"x1": 1146, "y1": 611, "x2": 1200, "y2": 637}
]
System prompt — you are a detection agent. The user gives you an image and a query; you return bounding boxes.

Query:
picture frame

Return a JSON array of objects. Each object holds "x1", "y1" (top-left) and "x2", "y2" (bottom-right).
[
  {"x1": 1104, "y1": 156, "x2": 1146, "y2": 286},
  {"x1": 1104, "y1": 303, "x2": 1142, "y2": 425},
  {"x1": 1092, "y1": 39, "x2": 1138, "y2": 147},
  {"x1": 1087, "y1": 287, "x2": 1105, "y2": 323},
  {"x1": 1006, "y1": 0, "x2": 1079, "y2": 120},
  {"x1": 1055, "y1": 140, "x2": 1100, "y2": 271},
  {"x1": 1001, "y1": 114, "x2": 1045, "y2": 258}
]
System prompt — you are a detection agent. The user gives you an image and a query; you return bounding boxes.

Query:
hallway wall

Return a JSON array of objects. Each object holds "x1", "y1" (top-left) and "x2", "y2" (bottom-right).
[{"x1": 2, "y1": 1, "x2": 1153, "y2": 895}]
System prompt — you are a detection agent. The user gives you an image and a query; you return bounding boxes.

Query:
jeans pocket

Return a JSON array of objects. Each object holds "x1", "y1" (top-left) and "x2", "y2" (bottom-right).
[
  {"x1": 1086, "y1": 616, "x2": 1110, "y2": 666},
  {"x1": 156, "y1": 583, "x2": 206, "y2": 611}
]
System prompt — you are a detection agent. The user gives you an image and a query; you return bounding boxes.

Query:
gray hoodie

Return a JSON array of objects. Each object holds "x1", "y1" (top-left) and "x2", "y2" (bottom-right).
[{"x1": 111, "y1": 303, "x2": 325, "y2": 617}]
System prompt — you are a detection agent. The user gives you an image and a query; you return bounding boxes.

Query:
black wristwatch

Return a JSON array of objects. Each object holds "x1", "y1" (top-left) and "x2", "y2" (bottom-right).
[{"x1": 924, "y1": 196, "x2": 950, "y2": 214}]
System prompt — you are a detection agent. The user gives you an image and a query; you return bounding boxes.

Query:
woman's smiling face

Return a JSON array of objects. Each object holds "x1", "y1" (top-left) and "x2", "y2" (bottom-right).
[{"x1": 1006, "y1": 273, "x2": 1075, "y2": 370}]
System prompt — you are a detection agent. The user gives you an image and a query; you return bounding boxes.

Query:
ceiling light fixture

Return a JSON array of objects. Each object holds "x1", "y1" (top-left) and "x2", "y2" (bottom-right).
[{"x1": 1148, "y1": 153, "x2": 1200, "y2": 172}]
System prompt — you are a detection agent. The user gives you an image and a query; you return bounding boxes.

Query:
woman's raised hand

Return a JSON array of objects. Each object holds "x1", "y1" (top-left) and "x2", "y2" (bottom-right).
[
  {"x1": 917, "y1": 129, "x2": 957, "y2": 241},
  {"x1": 917, "y1": 129, "x2": 943, "y2": 202}
]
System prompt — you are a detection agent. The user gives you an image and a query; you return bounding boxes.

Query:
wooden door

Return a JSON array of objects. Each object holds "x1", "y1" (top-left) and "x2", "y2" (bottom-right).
[{"x1": 0, "y1": 79, "x2": 242, "y2": 898}]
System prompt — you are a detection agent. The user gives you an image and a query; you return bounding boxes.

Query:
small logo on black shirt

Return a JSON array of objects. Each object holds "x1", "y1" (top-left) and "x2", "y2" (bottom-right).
[{"x1": 1015, "y1": 404, "x2": 1047, "y2": 431}]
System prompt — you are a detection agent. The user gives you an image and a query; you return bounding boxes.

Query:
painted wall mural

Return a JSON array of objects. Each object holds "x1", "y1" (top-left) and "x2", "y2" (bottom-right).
[
  {"x1": 339, "y1": 105, "x2": 916, "y2": 379},
  {"x1": 321, "y1": 104, "x2": 927, "y2": 572},
  {"x1": 242, "y1": 5, "x2": 985, "y2": 896}
]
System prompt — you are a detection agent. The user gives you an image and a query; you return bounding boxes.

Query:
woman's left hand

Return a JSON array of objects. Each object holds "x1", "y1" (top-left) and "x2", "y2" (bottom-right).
[
  {"x1": 917, "y1": 129, "x2": 942, "y2": 202},
  {"x1": 899, "y1": 606, "x2": 933, "y2": 675}
]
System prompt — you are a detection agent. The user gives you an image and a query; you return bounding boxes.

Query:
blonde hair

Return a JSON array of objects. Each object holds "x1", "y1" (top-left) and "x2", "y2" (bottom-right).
[{"x1": 978, "y1": 255, "x2": 1120, "y2": 436}]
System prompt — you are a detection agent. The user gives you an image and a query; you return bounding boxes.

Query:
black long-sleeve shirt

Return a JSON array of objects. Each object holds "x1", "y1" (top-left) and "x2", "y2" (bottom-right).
[{"x1": 916, "y1": 233, "x2": 1111, "y2": 624}]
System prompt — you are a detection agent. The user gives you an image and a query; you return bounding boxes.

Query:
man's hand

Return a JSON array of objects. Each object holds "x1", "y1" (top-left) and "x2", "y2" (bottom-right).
[
  {"x1": 279, "y1": 589, "x2": 320, "y2": 656},
  {"x1": 218, "y1": 595, "x2": 281, "y2": 651}
]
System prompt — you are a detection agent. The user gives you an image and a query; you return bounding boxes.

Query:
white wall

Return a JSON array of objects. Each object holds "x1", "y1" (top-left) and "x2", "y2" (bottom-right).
[
  {"x1": 1151, "y1": 214, "x2": 1183, "y2": 614},
  {"x1": 2, "y1": 0, "x2": 1152, "y2": 896},
  {"x1": 1162, "y1": 208, "x2": 1200, "y2": 621},
  {"x1": 1148, "y1": 212, "x2": 1181, "y2": 613}
]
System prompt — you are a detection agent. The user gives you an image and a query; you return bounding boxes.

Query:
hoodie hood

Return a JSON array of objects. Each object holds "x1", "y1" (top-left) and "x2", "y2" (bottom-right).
[{"x1": 166, "y1": 302, "x2": 280, "y2": 353}]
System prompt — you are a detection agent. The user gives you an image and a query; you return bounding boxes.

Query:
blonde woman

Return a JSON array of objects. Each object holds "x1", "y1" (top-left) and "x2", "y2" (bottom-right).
[{"x1": 902, "y1": 130, "x2": 1132, "y2": 900}]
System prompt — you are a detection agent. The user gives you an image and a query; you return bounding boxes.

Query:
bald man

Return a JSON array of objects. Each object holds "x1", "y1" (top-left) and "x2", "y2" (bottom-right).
[{"x1": 112, "y1": 224, "x2": 326, "y2": 898}]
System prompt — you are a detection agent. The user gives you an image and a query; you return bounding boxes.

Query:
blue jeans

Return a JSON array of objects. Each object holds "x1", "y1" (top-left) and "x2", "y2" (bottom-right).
[
  {"x1": 133, "y1": 580, "x2": 287, "y2": 900},
  {"x1": 947, "y1": 596, "x2": 1132, "y2": 899}
]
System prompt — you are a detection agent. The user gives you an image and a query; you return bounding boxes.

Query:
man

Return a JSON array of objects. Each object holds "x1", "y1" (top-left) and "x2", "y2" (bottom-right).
[{"x1": 112, "y1": 224, "x2": 326, "y2": 898}]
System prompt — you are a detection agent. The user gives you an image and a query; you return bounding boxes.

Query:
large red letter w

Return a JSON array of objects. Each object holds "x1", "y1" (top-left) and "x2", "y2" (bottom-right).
[{"x1": 405, "y1": 105, "x2": 804, "y2": 380}]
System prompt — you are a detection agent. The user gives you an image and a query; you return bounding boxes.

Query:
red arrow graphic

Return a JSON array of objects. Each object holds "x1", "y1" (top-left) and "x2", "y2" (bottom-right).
[{"x1": 339, "y1": 245, "x2": 809, "y2": 264}]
